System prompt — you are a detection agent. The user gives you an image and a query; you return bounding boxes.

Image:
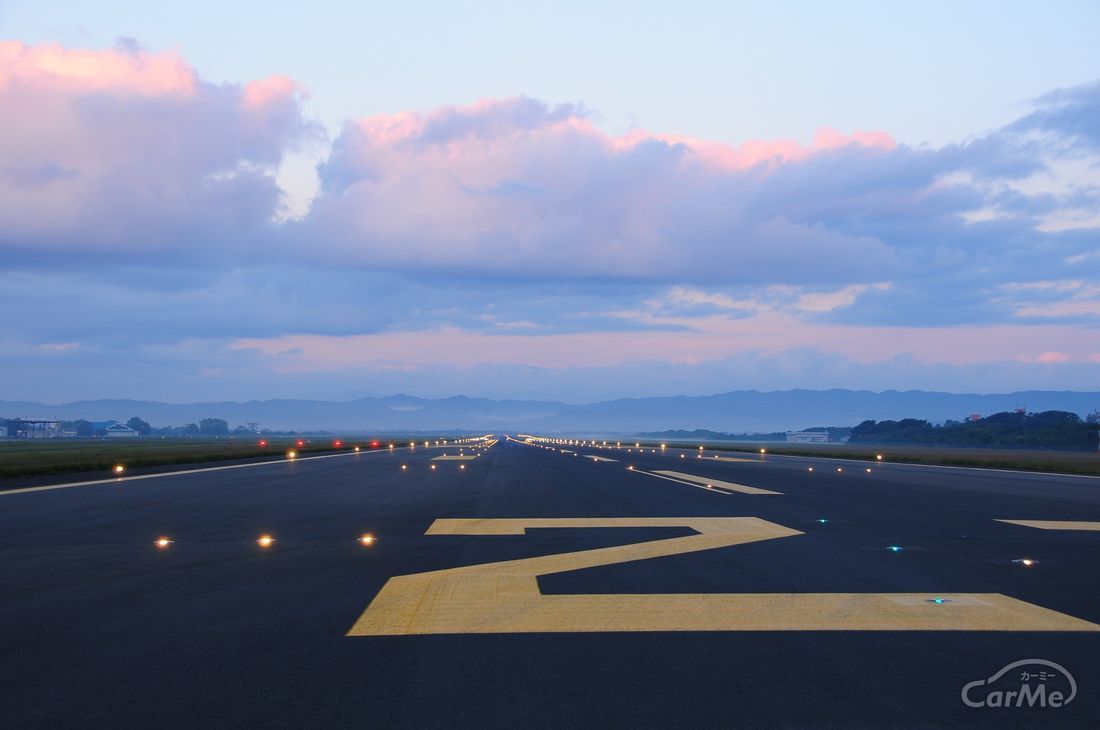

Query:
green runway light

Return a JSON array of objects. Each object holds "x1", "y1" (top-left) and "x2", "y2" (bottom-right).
[
  {"x1": 817, "y1": 519, "x2": 828, "y2": 524},
  {"x1": 927, "y1": 598, "x2": 950, "y2": 604},
  {"x1": 888, "y1": 545, "x2": 903, "y2": 552}
]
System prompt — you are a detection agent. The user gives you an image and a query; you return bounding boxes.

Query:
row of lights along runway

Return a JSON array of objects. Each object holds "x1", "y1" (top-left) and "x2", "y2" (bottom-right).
[
  {"x1": 153, "y1": 533, "x2": 377, "y2": 550},
  {"x1": 512, "y1": 435, "x2": 1041, "y2": 568},
  {"x1": 106, "y1": 436, "x2": 497, "y2": 476},
  {"x1": 145, "y1": 440, "x2": 494, "y2": 551},
  {"x1": 516, "y1": 435, "x2": 885, "y2": 475}
]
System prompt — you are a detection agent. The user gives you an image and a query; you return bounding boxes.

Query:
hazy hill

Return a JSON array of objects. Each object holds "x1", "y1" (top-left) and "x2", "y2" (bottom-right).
[{"x1": 2, "y1": 389, "x2": 1098, "y2": 434}]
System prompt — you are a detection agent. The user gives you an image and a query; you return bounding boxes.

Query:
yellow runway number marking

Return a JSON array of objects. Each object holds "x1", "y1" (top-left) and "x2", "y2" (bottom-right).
[{"x1": 347, "y1": 517, "x2": 1099, "y2": 635}]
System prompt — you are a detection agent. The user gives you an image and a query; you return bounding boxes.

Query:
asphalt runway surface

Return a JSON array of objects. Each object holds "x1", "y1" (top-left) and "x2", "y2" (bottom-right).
[{"x1": 2, "y1": 437, "x2": 1099, "y2": 728}]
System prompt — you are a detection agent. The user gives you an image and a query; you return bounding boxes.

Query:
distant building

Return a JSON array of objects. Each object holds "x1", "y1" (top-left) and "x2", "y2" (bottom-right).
[
  {"x1": 104, "y1": 423, "x2": 138, "y2": 438},
  {"x1": 786, "y1": 431, "x2": 830, "y2": 444},
  {"x1": 6, "y1": 418, "x2": 62, "y2": 439}
]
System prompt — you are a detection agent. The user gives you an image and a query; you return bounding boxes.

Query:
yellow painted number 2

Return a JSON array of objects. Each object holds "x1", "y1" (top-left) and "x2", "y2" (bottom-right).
[{"x1": 348, "y1": 517, "x2": 1099, "y2": 635}]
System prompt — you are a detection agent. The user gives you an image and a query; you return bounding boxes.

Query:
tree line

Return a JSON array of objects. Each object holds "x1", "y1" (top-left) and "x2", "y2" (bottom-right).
[
  {"x1": 849, "y1": 411, "x2": 1100, "y2": 450},
  {"x1": 2, "y1": 417, "x2": 243, "y2": 438}
]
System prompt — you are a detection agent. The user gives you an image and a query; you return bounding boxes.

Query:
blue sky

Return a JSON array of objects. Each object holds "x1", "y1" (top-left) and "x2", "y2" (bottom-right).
[{"x1": 1, "y1": 2, "x2": 1099, "y2": 403}]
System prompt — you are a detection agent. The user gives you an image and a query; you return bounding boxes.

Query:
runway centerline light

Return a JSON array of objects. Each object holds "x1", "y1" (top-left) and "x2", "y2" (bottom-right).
[
  {"x1": 359, "y1": 534, "x2": 376, "y2": 546},
  {"x1": 808, "y1": 467, "x2": 814, "y2": 472},
  {"x1": 154, "y1": 537, "x2": 172, "y2": 549},
  {"x1": 1014, "y1": 558, "x2": 1037, "y2": 567},
  {"x1": 257, "y1": 535, "x2": 275, "y2": 548}
]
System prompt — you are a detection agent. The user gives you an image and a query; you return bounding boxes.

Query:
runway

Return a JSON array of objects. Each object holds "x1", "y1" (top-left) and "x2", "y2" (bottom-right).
[{"x1": 2, "y1": 436, "x2": 1098, "y2": 727}]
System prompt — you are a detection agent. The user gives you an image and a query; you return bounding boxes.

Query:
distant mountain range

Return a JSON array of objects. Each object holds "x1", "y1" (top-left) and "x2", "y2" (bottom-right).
[{"x1": 3, "y1": 390, "x2": 1099, "y2": 434}]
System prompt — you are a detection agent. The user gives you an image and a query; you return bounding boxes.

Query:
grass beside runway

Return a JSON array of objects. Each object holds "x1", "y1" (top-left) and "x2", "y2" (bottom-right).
[
  {"x1": 0, "y1": 436, "x2": 439, "y2": 480},
  {"x1": 638, "y1": 440, "x2": 1100, "y2": 476}
]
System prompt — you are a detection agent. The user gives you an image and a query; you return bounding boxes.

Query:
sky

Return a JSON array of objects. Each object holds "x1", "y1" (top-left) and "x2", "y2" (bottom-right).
[{"x1": 1, "y1": 1, "x2": 1099, "y2": 404}]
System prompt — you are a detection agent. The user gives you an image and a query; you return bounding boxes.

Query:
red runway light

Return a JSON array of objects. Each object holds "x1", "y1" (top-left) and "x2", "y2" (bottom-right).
[{"x1": 258, "y1": 440, "x2": 267, "y2": 447}]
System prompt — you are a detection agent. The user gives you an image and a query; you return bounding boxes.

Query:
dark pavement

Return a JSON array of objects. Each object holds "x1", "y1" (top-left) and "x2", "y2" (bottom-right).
[{"x1": 2, "y1": 437, "x2": 1099, "y2": 728}]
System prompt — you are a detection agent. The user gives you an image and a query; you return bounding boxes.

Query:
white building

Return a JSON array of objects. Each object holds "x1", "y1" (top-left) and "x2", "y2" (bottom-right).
[
  {"x1": 786, "y1": 431, "x2": 829, "y2": 444},
  {"x1": 104, "y1": 423, "x2": 139, "y2": 438}
]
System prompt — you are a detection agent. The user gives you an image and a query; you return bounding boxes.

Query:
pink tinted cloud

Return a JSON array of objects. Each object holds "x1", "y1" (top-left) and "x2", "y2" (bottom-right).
[
  {"x1": 308, "y1": 97, "x2": 899, "y2": 283},
  {"x1": 0, "y1": 40, "x2": 196, "y2": 95},
  {"x1": 0, "y1": 42, "x2": 314, "y2": 253},
  {"x1": 242, "y1": 74, "x2": 303, "y2": 109},
  {"x1": 232, "y1": 313, "x2": 1096, "y2": 374}
]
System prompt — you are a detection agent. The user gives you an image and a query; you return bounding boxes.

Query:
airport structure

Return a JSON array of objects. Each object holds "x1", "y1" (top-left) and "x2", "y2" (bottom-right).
[
  {"x1": 4, "y1": 418, "x2": 62, "y2": 439},
  {"x1": 785, "y1": 430, "x2": 830, "y2": 443},
  {"x1": 104, "y1": 423, "x2": 139, "y2": 438}
]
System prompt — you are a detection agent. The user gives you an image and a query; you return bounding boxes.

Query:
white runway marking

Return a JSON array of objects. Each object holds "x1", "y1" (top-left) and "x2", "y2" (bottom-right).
[
  {"x1": 651, "y1": 470, "x2": 782, "y2": 495},
  {"x1": 996, "y1": 519, "x2": 1100, "y2": 531},
  {"x1": 0, "y1": 448, "x2": 392, "y2": 497}
]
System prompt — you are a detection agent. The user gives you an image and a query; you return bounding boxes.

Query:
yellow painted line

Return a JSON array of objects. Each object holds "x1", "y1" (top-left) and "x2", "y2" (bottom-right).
[
  {"x1": 431, "y1": 454, "x2": 479, "y2": 461},
  {"x1": 651, "y1": 470, "x2": 782, "y2": 495},
  {"x1": 349, "y1": 517, "x2": 1099, "y2": 635},
  {"x1": 0, "y1": 448, "x2": 394, "y2": 497},
  {"x1": 996, "y1": 520, "x2": 1100, "y2": 531}
]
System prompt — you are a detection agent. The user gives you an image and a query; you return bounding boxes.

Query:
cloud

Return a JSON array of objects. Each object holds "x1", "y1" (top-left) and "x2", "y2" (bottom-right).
[
  {"x1": 0, "y1": 40, "x2": 318, "y2": 261},
  {"x1": 2, "y1": 39, "x2": 1099, "y2": 402},
  {"x1": 299, "y1": 96, "x2": 903, "y2": 284}
]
